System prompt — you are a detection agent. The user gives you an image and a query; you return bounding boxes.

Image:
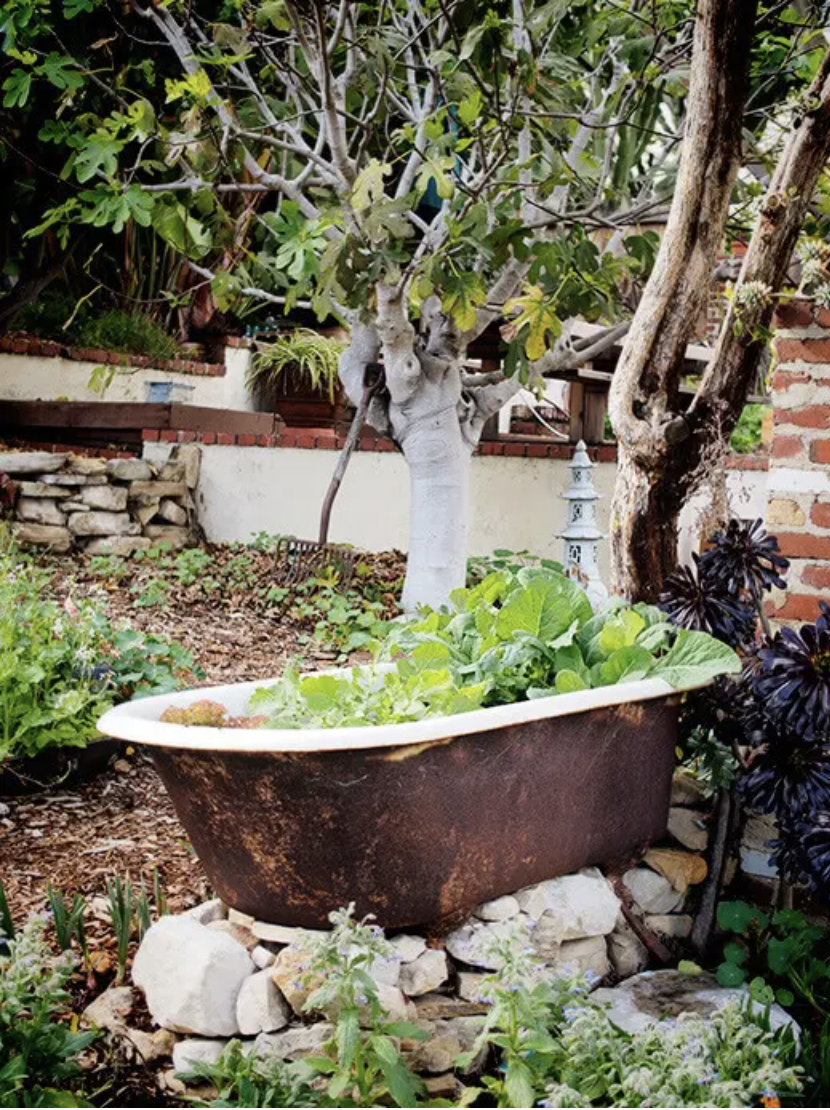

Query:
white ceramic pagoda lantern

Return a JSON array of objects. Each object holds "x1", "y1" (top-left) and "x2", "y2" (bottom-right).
[{"x1": 557, "y1": 439, "x2": 608, "y2": 609}]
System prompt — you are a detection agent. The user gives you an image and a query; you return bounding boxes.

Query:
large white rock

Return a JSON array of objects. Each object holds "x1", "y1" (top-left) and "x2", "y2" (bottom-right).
[
  {"x1": 0, "y1": 451, "x2": 68, "y2": 475},
  {"x1": 17, "y1": 481, "x2": 72, "y2": 499},
  {"x1": 390, "y1": 934, "x2": 427, "y2": 963},
  {"x1": 593, "y1": 970, "x2": 798, "y2": 1037},
  {"x1": 107, "y1": 457, "x2": 153, "y2": 482},
  {"x1": 623, "y1": 867, "x2": 685, "y2": 914},
  {"x1": 236, "y1": 969, "x2": 292, "y2": 1035},
  {"x1": 13, "y1": 523, "x2": 71, "y2": 552},
  {"x1": 79, "y1": 485, "x2": 128, "y2": 511},
  {"x1": 667, "y1": 807, "x2": 709, "y2": 851},
  {"x1": 475, "y1": 895, "x2": 520, "y2": 922},
  {"x1": 255, "y1": 1022, "x2": 334, "y2": 1060},
  {"x1": 68, "y1": 511, "x2": 140, "y2": 537},
  {"x1": 608, "y1": 924, "x2": 648, "y2": 978},
  {"x1": 132, "y1": 916, "x2": 253, "y2": 1036},
  {"x1": 185, "y1": 899, "x2": 227, "y2": 926},
  {"x1": 399, "y1": 949, "x2": 449, "y2": 997},
  {"x1": 445, "y1": 917, "x2": 531, "y2": 970},
  {"x1": 515, "y1": 868, "x2": 620, "y2": 940},
  {"x1": 82, "y1": 985, "x2": 134, "y2": 1032},
  {"x1": 16, "y1": 497, "x2": 65, "y2": 525},
  {"x1": 548, "y1": 935, "x2": 609, "y2": 982}
]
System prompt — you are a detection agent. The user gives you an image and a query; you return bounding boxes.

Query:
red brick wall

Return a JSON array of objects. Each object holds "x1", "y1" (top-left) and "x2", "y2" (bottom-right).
[{"x1": 766, "y1": 301, "x2": 830, "y2": 621}]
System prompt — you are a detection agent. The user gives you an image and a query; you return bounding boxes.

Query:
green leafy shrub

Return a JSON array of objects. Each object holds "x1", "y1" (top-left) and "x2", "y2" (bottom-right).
[
  {"x1": 12, "y1": 290, "x2": 89, "y2": 342},
  {"x1": 0, "y1": 553, "x2": 112, "y2": 760},
  {"x1": 184, "y1": 1040, "x2": 320, "y2": 1108},
  {"x1": 0, "y1": 545, "x2": 199, "y2": 761},
  {"x1": 0, "y1": 917, "x2": 95, "y2": 1108},
  {"x1": 716, "y1": 901, "x2": 830, "y2": 1015},
  {"x1": 75, "y1": 309, "x2": 180, "y2": 360},
  {"x1": 730, "y1": 403, "x2": 767, "y2": 454},
  {"x1": 246, "y1": 568, "x2": 740, "y2": 730}
]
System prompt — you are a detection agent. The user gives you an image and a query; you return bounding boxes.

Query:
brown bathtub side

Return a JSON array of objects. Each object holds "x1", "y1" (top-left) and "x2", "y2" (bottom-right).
[{"x1": 149, "y1": 697, "x2": 678, "y2": 929}]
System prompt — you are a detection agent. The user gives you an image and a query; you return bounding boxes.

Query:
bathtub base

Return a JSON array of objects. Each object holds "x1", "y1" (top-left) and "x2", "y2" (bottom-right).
[{"x1": 149, "y1": 697, "x2": 679, "y2": 929}]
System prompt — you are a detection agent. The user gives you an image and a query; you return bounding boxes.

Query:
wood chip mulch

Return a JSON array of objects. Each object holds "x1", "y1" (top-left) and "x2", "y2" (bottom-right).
[{"x1": 1, "y1": 546, "x2": 407, "y2": 922}]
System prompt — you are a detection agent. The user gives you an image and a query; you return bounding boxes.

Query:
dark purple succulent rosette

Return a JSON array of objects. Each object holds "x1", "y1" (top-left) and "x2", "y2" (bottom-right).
[
  {"x1": 755, "y1": 601, "x2": 830, "y2": 742},
  {"x1": 699, "y1": 517, "x2": 789, "y2": 596},
  {"x1": 659, "y1": 555, "x2": 757, "y2": 647}
]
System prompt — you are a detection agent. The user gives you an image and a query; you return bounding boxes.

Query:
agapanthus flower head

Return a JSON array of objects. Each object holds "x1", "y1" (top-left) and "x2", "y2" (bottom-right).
[
  {"x1": 659, "y1": 555, "x2": 756, "y2": 645},
  {"x1": 755, "y1": 602, "x2": 830, "y2": 740},
  {"x1": 699, "y1": 518, "x2": 789, "y2": 596}
]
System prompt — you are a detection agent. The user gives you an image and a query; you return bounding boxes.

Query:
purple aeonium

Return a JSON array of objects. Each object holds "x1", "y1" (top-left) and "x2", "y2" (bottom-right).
[
  {"x1": 755, "y1": 602, "x2": 830, "y2": 740},
  {"x1": 659, "y1": 556, "x2": 757, "y2": 646},
  {"x1": 799, "y1": 813, "x2": 830, "y2": 894},
  {"x1": 739, "y1": 740, "x2": 830, "y2": 820},
  {"x1": 699, "y1": 518, "x2": 789, "y2": 596}
]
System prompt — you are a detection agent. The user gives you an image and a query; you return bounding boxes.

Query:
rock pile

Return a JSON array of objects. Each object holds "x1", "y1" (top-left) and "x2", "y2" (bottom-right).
[
  {"x1": 111, "y1": 868, "x2": 628, "y2": 1090},
  {"x1": 99, "y1": 847, "x2": 791, "y2": 1096},
  {"x1": 0, "y1": 448, "x2": 200, "y2": 554}
]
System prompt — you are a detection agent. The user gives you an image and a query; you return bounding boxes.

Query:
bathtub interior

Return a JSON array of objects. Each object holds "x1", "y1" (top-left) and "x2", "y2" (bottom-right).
[{"x1": 97, "y1": 671, "x2": 687, "y2": 755}]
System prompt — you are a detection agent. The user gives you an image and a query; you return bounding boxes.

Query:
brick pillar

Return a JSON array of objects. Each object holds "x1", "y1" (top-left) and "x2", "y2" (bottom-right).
[{"x1": 766, "y1": 301, "x2": 830, "y2": 622}]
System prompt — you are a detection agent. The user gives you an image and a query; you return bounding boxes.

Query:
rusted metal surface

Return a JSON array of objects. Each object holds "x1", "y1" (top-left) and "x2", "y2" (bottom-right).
[{"x1": 149, "y1": 697, "x2": 679, "y2": 929}]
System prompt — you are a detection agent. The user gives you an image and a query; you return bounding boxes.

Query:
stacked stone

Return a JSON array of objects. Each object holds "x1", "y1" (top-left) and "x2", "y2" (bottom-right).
[
  {"x1": 766, "y1": 301, "x2": 830, "y2": 623},
  {"x1": 1, "y1": 448, "x2": 199, "y2": 554},
  {"x1": 119, "y1": 868, "x2": 626, "y2": 1094},
  {"x1": 92, "y1": 848, "x2": 795, "y2": 1097},
  {"x1": 618, "y1": 770, "x2": 711, "y2": 942}
]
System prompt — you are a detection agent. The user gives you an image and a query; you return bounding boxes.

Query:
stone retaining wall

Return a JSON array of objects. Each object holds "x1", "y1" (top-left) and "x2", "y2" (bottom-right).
[{"x1": 0, "y1": 447, "x2": 200, "y2": 554}]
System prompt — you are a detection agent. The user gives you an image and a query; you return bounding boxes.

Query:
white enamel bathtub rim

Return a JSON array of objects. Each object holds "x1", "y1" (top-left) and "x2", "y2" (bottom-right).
[{"x1": 97, "y1": 672, "x2": 696, "y2": 755}]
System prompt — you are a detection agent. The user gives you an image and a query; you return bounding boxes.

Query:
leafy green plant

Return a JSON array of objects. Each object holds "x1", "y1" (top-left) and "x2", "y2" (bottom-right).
[
  {"x1": 467, "y1": 549, "x2": 563, "y2": 585},
  {"x1": 0, "y1": 882, "x2": 14, "y2": 943},
  {"x1": 12, "y1": 289, "x2": 88, "y2": 342},
  {"x1": 128, "y1": 576, "x2": 172, "y2": 609},
  {"x1": 108, "y1": 628, "x2": 199, "y2": 699},
  {"x1": 297, "y1": 904, "x2": 429, "y2": 1107},
  {"x1": 536, "y1": 998, "x2": 802, "y2": 1108},
  {"x1": 184, "y1": 1040, "x2": 320, "y2": 1108},
  {"x1": 0, "y1": 550, "x2": 113, "y2": 761},
  {"x1": 247, "y1": 568, "x2": 740, "y2": 731},
  {"x1": 104, "y1": 876, "x2": 135, "y2": 984},
  {"x1": 75, "y1": 309, "x2": 180, "y2": 360},
  {"x1": 730, "y1": 403, "x2": 767, "y2": 455},
  {"x1": 0, "y1": 917, "x2": 95, "y2": 1108},
  {"x1": 248, "y1": 329, "x2": 345, "y2": 403},
  {"x1": 46, "y1": 885, "x2": 87, "y2": 963},
  {"x1": 0, "y1": 544, "x2": 198, "y2": 761},
  {"x1": 715, "y1": 901, "x2": 830, "y2": 1015}
]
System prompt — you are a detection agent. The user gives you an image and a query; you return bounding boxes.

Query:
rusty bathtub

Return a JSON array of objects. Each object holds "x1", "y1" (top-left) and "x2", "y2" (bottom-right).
[{"x1": 98, "y1": 676, "x2": 682, "y2": 929}]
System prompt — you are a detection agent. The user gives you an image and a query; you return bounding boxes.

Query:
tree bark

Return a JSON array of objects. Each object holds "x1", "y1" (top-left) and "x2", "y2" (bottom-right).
[
  {"x1": 608, "y1": 0, "x2": 758, "y2": 599},
  {"x1": 400, "y1": 408, "x2": 472, "y2": 611}
]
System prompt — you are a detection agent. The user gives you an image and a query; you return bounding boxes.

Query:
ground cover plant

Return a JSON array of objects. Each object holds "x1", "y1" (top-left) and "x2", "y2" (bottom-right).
[
  {"x1": 0, "y1": 916, "x2": 94, "y2": 1108},
  {"x1": 0, "y1": 540, "x2": 199, "y2": 764},
  {"x1": 86, "y1": 539, "x2": 399, "y2": 658}
]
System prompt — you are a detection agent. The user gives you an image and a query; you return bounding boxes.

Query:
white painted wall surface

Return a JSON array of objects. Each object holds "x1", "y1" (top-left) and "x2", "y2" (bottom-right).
[
  {"x1": 197, "y1": 445, "x2": 768, "y2": 580},
  {"x1": 0, "y1": 347, "x2": 255, "y2": 411}
]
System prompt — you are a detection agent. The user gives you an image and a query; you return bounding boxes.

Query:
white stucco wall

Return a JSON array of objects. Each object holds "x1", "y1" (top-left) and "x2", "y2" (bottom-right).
[
  {"x1": 0, "y1": 346, "x2": 254, "y2": 410},
  {"x1": 195, "y1": 445, "x2": 768, "y2": 579}
]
